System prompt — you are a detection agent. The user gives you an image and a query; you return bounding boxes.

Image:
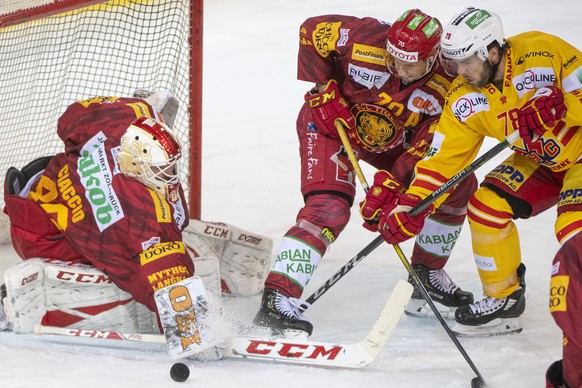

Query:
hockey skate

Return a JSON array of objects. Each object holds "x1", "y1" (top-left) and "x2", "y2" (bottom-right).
[
  {"x1": 405, "y1": 264, "x2": 474, "y2": 319},
  {"x1": 253, "y1": 288, "x2": 313, "y2": 338},
  {"x1": 452, "y1": 264, "x2": 526, "y2": 337}
]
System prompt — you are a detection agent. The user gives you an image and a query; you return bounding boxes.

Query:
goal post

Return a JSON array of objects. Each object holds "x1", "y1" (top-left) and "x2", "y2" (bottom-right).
[{"x1": 0, "y1": 0, "x2": 203, "y2": 219}]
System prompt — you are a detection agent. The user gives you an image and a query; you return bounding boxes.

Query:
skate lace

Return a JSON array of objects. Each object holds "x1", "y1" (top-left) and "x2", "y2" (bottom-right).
[
  {"x1": 273, "y1": 293, "x2": 309, "y2": 321},
  {"x1": 469, "y1": 296, "x2": 504, "y2": 314},
  {"x1": 429, "y1": 269, "x2": 459, "y2": 294}
]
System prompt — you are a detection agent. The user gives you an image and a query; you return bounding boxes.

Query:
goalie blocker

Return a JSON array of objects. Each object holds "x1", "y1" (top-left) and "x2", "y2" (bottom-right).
[{"x1": 0, "y1": 220, "x2": 272, "y2": 335}]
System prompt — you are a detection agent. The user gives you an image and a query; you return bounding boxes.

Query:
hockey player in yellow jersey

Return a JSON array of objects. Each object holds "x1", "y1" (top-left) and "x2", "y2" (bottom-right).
[{"x1": 357, "y1": 7, "x2": 582, "y2": 387}]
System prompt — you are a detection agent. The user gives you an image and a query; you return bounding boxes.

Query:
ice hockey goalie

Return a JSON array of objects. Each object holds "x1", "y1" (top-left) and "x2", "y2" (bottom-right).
[
  {"x1": 0, "y1": 92, "x2": 273, "y2": 342},
  {"x1": 0, "y1": 219, "x2": 273, "y2": 334}
]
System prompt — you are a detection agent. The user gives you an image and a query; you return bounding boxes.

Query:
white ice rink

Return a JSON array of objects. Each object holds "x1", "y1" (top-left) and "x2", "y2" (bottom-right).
[{"x1": 1, "y1": 0, "x2": 580, "y2": 386}]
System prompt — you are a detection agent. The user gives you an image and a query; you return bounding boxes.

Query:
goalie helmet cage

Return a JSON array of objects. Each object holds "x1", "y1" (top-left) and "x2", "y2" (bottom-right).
[{"x1": 0, "y1": 0, "x2": 203, "y2": 219}]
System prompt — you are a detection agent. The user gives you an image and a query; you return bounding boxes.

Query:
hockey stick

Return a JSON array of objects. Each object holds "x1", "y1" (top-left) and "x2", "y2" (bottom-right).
[
  {"x1": 332, "y1": 122, "x2": 521, "y2": 387},
  {"x1": 34, "y1": 279, "x2": 413, "y2": 369},
  {"x1": 408, "y1": 130, "x2": 519, "y2": 216},
  {"x1": 34, "y1": 325, "x2": 166, "y2": 343},
  {"x1": 227, "y1": 279, "x2": 412, "y2": 368},
  {"x1": 303, "y1": 125, "x2": 519, "y2": 308}
]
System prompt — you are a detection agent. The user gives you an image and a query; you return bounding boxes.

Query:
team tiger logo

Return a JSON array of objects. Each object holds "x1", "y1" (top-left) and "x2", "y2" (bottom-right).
[{"x1": 348, "y1": 103, "x2": 405, "y2": 153}]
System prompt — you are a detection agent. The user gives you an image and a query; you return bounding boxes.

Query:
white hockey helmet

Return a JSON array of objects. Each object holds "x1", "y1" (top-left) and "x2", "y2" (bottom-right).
[
  {"x1": 118, "y1": 116, "x2": 182, "y2": 201},
  {"x1": 439, "y1": 7, "x2": 504, "y2": 73}
]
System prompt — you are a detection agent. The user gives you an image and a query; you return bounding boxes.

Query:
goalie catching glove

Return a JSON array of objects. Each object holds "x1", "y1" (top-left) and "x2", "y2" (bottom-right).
[
  {"x1": 517, "y1": 86, "x2": 567, "y2": 144},
  {"x1": 377, "y1": 193, "x2": 434, "y2": 245},
  {"x1": 304, "y1": 79, "x2": 355, "y2": 138},
  {"x1": 359, "y1": 170, "x2": 403, "y2": 232}
]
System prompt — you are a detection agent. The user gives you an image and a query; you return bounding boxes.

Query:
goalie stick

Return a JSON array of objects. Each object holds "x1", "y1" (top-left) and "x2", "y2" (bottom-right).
[{"x1": 35, "y1": 279, "x2": 412, "y2": 369}]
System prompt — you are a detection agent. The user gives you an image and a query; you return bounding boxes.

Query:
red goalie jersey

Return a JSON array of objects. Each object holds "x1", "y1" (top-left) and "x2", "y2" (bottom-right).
[{"x1": 4, "y1": 97, "x2": 194, "y2": 312}]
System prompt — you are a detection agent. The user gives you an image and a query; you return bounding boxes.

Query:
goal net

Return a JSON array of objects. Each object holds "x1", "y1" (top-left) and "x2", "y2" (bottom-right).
[{"x1": 0, "y1": 0, "x2": 202, "y2": 225}]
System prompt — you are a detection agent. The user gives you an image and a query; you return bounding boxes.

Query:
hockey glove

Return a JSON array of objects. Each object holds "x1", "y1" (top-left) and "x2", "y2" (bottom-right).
[
  {"x1": 359, "y1": 170, "x2": 403, "y2": 232},
  {"x1": 377, "y1": 193, "x2": 433, "y2": 245},
  {"x1": 517, "y1": 86, "x2": 567, "y2": 144},
  {"x1": 304, "y1": 79, "x2": 355, "y2": 138}
]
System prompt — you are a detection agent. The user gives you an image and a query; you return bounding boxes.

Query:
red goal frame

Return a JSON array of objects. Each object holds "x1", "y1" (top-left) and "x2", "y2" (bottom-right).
[{"x1": 0, "y1": 0, "x2": 204, "y2": 220}]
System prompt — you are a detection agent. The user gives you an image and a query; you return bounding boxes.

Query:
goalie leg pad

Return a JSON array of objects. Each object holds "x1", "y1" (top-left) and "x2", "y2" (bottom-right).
[
  {"x1": 183, "y1": 220, "x2": 273, "y2": 296},
  {"x1": 221, "y1": 223, "x2": 273, "y2": 296},
  {"x1": 191, "y1": 255, "x2": 222, "y2": 300},
  {"x1": 2, "y1": 259, "x2": 45, "y2": 333},
  {"x1": 3, "y1": 258, "x2": 158, "y2": 334}
]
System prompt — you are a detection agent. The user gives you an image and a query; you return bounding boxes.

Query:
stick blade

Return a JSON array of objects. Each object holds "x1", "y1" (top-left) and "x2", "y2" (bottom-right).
[{"x1": 358, "y1": 279, "x2": 413, "y2": 360}]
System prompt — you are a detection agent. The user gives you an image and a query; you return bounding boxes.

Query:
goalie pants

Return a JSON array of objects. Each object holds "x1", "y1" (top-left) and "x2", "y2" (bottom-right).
[
  {"x1": 467, "y1": 153, "x2": 582, "y2": 387},
  {"x1": 264, "y1": 104, "x2": 477, "y2": 297}
]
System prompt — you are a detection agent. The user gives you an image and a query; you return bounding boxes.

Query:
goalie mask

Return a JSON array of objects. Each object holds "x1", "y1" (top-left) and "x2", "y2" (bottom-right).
[{"x1": 118, "y1": 116, "x2": 182, "y2": 202}]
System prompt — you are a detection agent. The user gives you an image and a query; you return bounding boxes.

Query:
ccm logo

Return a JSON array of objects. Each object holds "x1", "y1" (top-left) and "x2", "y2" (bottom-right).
[
  {"x1": 56, "y1": 270, "x2": 112, "y2": 284},
  {"x1": 203, "y1": 225, "x2": 228, "y2": 238},
  {"x1": 245, "y1": 340, "x2": 343, "y2": 360}
]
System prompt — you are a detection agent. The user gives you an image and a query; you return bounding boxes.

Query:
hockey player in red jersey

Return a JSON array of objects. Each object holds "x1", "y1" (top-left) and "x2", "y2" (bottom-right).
[
  {"x1": 372, "y1": 7, "x2": 582, "y2": 387},
  {"x1": 253, "y1": 9, "x2": 478, "y2": 336},
  {"x1": 3, "y1": 96, "x2": 192, "y2": 312},
  {"x1": 1, "y1": 92, "x2": 275, "y2": 359},
  {"x1": 0, "y1": 94, "x2": 226, "y2": 358}
]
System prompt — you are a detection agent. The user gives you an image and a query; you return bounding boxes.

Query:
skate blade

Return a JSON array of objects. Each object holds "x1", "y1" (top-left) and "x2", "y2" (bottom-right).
[
  {"x1": 404, "y1": 298, "x2": 456, "y2": 320},
  {"x1": 452, "y1": 317, "x2": 523, "y2": 337}
]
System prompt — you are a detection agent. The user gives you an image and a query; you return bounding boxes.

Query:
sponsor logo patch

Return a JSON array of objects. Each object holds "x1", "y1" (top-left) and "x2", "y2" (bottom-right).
[
  {"x1": 347, "y1": 63, "x2": 389, "y2": 89},
  {"x1": 150, "y1": 189, "x2": 172, "y2": 223},
  {"x1": 77, "y1": 96, "x2": 119, "y2": 108},
  {"x1": 313, "y1": 21, "x2": 341, "y2": 58},
  {"x1": 464, "y1": 10, "x2": 491, "y2": 30},
  {"x1": 512, "y1": 67, "x2": 556, "y2": 97},
  {"x1": 142, "y1": 236, "x2": 161, "y2": 251},
  {"x1": 485, "y1": 164, "x2": 528, "y2": 192},
  {"x1": 451, "y1": 92, "x2": 489, "y2": 122},
  {"x1": 77, "y1": 131, "x2": 124, "y2": 231},
  {"x1": 473, "y1": 254, "x2": 497, "y2": 271},
  {"x1": 351, "y1": 43, "x2": 385, "y2": 66},
  {"x1": 549, "y1": 275, "x2": 568, "y2": 312},
  {"x1": 425, "y1": 131, "x2": 444, "y2": 159},
  {"x1": 140, "y1": 241, "x2": 186, "y2": 266}
]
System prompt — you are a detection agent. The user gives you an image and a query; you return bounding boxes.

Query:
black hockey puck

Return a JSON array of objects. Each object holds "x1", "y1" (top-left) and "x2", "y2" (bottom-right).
[
  {"x1": 170, "y1": 362, "x2": 190, "y2": 382},
  {"x1": 471, "y1": 376, "x2": 486, "y2": 388}
]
